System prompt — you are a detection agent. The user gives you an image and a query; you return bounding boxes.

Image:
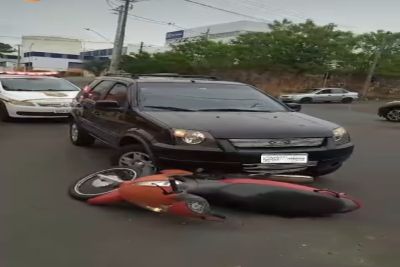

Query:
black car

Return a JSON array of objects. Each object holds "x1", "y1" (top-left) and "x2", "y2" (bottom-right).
[
  {"x1": 70, "y1": 74, "x2": 354, "y2": 176},
  {"x1": 378, "y1": 101, "x2": 400, "y2": 122}
]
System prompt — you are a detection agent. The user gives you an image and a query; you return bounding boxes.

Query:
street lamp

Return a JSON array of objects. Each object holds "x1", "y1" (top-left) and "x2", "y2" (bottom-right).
[{"x1": 84, "y1": 28, "x2": 113, "y2": 43}]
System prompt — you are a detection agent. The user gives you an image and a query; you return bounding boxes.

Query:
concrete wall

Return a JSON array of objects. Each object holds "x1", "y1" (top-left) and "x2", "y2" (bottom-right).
[
  {"x1": 22, "y1": 36, "x2": 83, "y2": 55},
  {"x1": 28, "y1": 57, "x2": 82, "y2": 71}
]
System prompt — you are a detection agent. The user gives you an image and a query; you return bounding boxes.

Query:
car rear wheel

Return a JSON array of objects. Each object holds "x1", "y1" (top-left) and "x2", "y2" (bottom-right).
[
  {"x1": 341, "y1": 98, "x2": 353, "y2": 104},
  {"x1": 0, "y1": 102, "x2": 11, "y2": 122},
  {"x1": 111, "y1": 144, "x2": 157, "y2": 175},
  {"x1": 70, "y1": 121, "x2": 95, "y2": 146},
  {"x1": 300, "y1": 97, "x2": 312, "y2": 104},
  {"x1": 384, "y1": 108, "x2": 400, "y2": 122}
]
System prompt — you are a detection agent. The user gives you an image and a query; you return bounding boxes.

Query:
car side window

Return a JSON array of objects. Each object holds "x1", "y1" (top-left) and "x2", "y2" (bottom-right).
[
  {"x1": 318, "y1": 89, "x2": 332, "y2": 94},
  {"x1": 89, "y1": 80, "x2": 115, "y2": 101},
  {"x1": 104, "y1": 83, "x2": 128, "y2": 107},
  {"x1": 331, "y1": 89, "x2": 344, "y2": 94}
]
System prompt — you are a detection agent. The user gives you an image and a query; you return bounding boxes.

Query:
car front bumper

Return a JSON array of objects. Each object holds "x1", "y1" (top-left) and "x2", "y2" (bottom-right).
[
  {"x1": 151, "y1": 139, "x2": 354, "y2": 174},
  {"x1": 4, "y1": 102, "x2": 72, "y2": 118}
]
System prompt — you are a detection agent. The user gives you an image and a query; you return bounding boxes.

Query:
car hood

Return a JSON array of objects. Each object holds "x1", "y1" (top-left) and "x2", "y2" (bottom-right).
[
  {"x1": 144, "y1": 111, "x2": 338, "y2": 138},
  {"x1": 2, "y1": 91, "x2": 79, "y2": 101}
]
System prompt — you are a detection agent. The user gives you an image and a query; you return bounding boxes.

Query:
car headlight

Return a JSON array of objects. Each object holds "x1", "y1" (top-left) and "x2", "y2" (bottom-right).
[
  {"x1": 174, "y1": 129, "x2": 206, "y2": 145},
  {"x1": 173, "y1": 129, "x2": 219, "y2": 148},
  {"x1": 333, "y1": 127, "x2": 350, "y2": 145},
  {"x1": 9, "y1": 100, "x2": 35, "y2": 106}
]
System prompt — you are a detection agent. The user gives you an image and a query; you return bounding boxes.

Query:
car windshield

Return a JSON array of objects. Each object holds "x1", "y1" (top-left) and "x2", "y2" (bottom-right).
[
  {"x1": 139, "y1": 82, "x2": 287, "y2": 112},
  {"x1": 0, "y1": 78, "x2": 79, "y2": 92}
]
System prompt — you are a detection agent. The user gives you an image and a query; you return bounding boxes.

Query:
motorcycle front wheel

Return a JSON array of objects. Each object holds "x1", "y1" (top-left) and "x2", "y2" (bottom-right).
[{"x1": 69, "y1": 167, "x2": 144, "y2": 201}]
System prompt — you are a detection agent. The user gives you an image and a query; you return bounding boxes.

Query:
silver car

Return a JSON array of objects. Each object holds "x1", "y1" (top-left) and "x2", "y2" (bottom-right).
[{"x1": 280, "y1": 88, "x2": 359, "y2": 104}]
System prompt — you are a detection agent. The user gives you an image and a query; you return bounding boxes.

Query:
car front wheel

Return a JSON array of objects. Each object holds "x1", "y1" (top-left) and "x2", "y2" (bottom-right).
[
  {"x1": 0, "y1": 102, "x2": 11, "y2": 122},
  {"x1": 384, "y1": 108, "x2": 400, "y2": 122},
  {"x1": 111, "y1": 144, "x2": 157, "y2": 175},
  {"x1": 300, "y1": 97, "x2": 313, "y2": 104},
  {"x1": 70, "y1": 121, "x2": 95, "y2": 146}
]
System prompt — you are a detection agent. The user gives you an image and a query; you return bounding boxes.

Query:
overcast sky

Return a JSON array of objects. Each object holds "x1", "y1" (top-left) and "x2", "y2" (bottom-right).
[{"x1": 1, "y1": 0, "x2": 399, "y2": 49}]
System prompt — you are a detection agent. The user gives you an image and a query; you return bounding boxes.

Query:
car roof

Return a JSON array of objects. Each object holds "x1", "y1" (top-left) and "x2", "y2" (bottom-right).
[
  {"x1": 98, "y1": 76, "x2": 246, "y2": 85},
  {"x1": 0, "y1": 75, "x2": 60, "y2": 79}
]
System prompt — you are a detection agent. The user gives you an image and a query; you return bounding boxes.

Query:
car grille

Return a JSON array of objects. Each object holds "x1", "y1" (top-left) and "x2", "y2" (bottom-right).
[
  {"x1": 37, "y1": 102, "x2": 71, "y2": 107},
  {"x1": 242, "y1": 161, "x2": 318, "y2": 174},
  {"x1": 230, "y1": 138, "x2": 324, "y2": 148}
]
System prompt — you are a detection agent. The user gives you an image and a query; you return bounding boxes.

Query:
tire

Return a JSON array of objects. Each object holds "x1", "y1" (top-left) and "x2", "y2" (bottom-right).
[
  {"x1": 70, "y1": 121, "x2": 95, "y2": 146},
  {"x1": 111, "y1": 144, "x2": 157, "y2": 175},
  {"x1": 69, "y1": 166, "x2": 143, "y2": 201},
  {"x1": 384, "y1": 108, "x2": 400, "y2": 122},
  {"x1": 341, "y1": 98, "x2": 353, "y2": 104},
  {"x1": 300, "y1": 97, "x2": 312, "y2": 104},
  {"x1": 0, "y1": 101, "x2": 11, "y2": 122}
]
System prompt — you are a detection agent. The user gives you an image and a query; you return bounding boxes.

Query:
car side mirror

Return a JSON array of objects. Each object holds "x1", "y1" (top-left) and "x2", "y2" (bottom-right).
[
  {"x1": 95, "y1": 100, "x2": 121, "y2": 110},
  {"x1": 286, "y1": 103, "x2": 302, "y2": 112}
]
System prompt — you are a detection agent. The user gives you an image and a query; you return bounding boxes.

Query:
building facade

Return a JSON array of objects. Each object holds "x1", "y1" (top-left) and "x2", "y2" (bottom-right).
[
  {"x1": 21, "y1": 36, "x2": 83, "y2": 71},
  {"x1": 166, "y1": 20, "x2": 270, "y2": 44}
]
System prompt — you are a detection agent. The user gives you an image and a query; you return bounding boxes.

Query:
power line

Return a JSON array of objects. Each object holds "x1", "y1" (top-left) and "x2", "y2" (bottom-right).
[
  {"x1": 182, "y1": 0, "x2": 271, "y2": 23},
  {"x1": 127, "y1": 14, "x2": 184, "y2": 29}
]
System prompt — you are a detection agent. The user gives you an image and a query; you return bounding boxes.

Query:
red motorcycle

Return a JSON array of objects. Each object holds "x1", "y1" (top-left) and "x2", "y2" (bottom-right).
[{"x1": 69, "y1": 167, "x2": 361, "y2": 220}]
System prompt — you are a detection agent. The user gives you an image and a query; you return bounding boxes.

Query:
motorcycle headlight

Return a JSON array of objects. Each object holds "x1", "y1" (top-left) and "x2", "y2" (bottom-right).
[
  {"x1": 9, "y1": 100, "x2": 35, "y2": 106},
  {"x1": 332, "y1": 127, "x2": 350, "y2": 145},
  {"x1": 174, "y1": 129, "x2": 206, "y2": 145}
]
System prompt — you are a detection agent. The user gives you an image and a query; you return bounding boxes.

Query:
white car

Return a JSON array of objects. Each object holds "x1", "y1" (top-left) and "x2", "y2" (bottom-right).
[
  {"x1": 280, "y1": 88, "x2": 359, "y2": 104},
  {"x1": 0, "y1": 72, "x2": 80, "y2": 121}
]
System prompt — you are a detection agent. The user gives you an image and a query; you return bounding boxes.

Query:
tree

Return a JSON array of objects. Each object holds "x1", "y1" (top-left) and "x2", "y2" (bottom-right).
[
  {"x1": 83, "y1": 59, "x2": 110, "y2": 76},
  {"x1": 233, "y1": 20, "x2": 357, "y2": 73},
  {"x1": 0, "y1": 43, "x2": 14, "y2": 56}
]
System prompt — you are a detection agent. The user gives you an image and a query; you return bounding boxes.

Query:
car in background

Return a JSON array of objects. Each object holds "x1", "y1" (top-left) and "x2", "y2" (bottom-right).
[
  {"x1": 69, "y1": 74, "x2": 354, "y2": 177},
  {"x1": 378, "y1": 101, "x2": 400, "y2": 122},
  {"x1": 280, "y1": 88, "x2": 359, "y2": 104},
  {"x1": 0, "y1": 72, "x2": 80, "y2": 121}
]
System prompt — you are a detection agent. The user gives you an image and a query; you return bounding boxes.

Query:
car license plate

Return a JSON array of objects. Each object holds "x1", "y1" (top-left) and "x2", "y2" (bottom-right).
[
  {"x1": 54, "y1": 108, "x2": 71, "y2": 114},
  {"x1": 261, "y1": 153, "x2": 308, "y2": 164}
]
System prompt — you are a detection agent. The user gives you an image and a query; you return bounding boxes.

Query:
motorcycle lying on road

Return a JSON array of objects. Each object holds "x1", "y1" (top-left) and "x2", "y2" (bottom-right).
[{"x1": 69, "y1": 167, "x2": 361, "y2": 220}]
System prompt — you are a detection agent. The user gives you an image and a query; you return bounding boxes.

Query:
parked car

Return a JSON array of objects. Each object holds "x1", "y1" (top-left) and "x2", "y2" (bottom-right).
[
  {"x1": 70, "y1": 74, "x2": 354, "y2": 176},
  {"x1": 378, "y1": 101, "x2": 400, "y2": 122},
  {"x1": 280, "y1": 88, "x2": 359, "y2": 103},
  {"x1": 0, "y1": 72, "x2": 80, "y2": 121}
]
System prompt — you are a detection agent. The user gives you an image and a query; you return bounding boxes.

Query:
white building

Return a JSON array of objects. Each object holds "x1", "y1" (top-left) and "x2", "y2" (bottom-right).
[
  {"x1": 21, "y1": 36, "x2": 83, "y2": 71},
  {"x1": 81, "y1": 43, "x2": 168, "y2": 60},
  {"x1": 166, "y1": 20, "x2": 270, "y2": 44},
  {"x1": 0, "y1": 54, "x2": 18, "y2": 71}
]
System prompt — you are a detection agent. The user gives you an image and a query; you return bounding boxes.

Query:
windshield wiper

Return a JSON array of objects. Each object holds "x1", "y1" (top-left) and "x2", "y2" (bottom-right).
[
  {"x1": 144, "y1": 106, "x2": 196, "y2": 111},
  {"x1": 199, "y1": 108, "x2": 272, "y2": 112},
  {"x1": 5, "y1": 89, "x2": 35, "y2": 91}
]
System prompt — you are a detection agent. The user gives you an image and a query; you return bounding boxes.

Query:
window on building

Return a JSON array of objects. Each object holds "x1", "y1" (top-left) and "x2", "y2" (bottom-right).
[{"x1": 50, "y1": 53, "x2": 63, "y2": 58}]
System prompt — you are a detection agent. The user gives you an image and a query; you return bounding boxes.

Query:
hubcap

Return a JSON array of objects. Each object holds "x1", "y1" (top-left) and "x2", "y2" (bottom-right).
[
  {"x1": 119, "y1": 151, "x2": 153, "y2": 168},
  {"x1": 71, "y1": 123, "x2": 79, "y2": 142},
  {"x1": 387, "y1": 109, "x2": 400, "y2": 121}
]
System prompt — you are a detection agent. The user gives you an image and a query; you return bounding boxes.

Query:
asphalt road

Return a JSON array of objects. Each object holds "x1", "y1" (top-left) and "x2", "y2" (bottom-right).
[{"x1": 1, "y1": 102, "x2": 400, "y2": 267}]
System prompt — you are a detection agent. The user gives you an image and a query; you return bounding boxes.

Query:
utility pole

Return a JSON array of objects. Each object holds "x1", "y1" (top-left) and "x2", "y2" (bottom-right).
[
  {"x1": 16, "y1": 44, "x2": 21, "y2": 70},
  {"x1": 204, "y1": 28, "x2": 210, "y2": 40},
  {"x1": 361, "y1": 47, "x2": 383, "y2": 98},
  {"x1": 361, "y1": 33, "x2": 390, "y2": 98},
  {"x1": 109, "y1": 0, "x2": 132, "y2": 73},
  {"x1": 139, "y1": 41, "x2": 144, "y2": 53}
]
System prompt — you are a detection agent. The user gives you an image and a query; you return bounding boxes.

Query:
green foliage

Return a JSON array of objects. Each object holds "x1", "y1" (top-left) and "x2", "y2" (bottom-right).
[
  {"x1": 0, "y1": 42, "x2": 14, "y2": 56},
  {"x1": 83, "y1": 59, "x2": 110, "y2": 76},
  {"x1": 119, "y1": 20, "x2": 400, "y2": 77}
]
